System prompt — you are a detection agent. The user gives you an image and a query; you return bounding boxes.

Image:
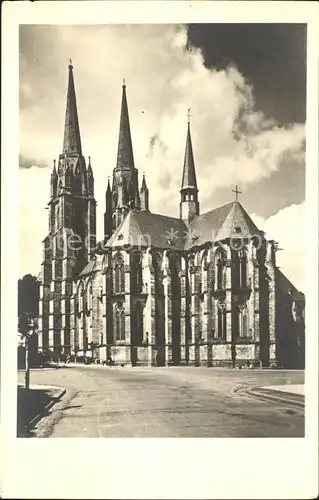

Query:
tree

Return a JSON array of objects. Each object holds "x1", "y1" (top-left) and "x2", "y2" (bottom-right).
[
  {"x1": 18, "y1": 274, "x2": 40, "y2": 324},
  {"x1": 17, "y1": 275, "x2": 40, "y2": 377}
]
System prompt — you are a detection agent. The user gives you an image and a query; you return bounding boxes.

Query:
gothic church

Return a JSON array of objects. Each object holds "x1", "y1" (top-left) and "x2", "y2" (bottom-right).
[{"x1": 38, "y1": 62, "x2": 305, "y2": 368}]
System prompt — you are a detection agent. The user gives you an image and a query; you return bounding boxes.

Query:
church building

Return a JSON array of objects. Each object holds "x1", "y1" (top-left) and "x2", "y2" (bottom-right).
[{"x1": 38, "y1": 62, "x2": 305, "y2": 368}]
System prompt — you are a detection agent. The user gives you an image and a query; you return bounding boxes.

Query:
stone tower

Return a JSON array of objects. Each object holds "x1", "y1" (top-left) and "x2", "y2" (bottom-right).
[
  {"x1": 38, "y1": 61, "x2": 96, "y2": 357},
  {"x1": 104, "y1": 81, "x2": 141, "y2": 239},
  {"x1": 179, "y1": 118, "x2": 200, "y2": 224}
]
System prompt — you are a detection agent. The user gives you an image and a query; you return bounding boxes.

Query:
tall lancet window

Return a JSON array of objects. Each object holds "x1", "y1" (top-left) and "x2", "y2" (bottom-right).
[
  {"x1": 55, "y1": 206, "x2": 60, "y2": 232},
  {"x1": 133, "y1": 253, "x2": 143, "y2": 293},
  {"x1": 238, "y1": 249, "x2": 248, "y2": 288},
  {"x1": 114, "y1": 302, "x2": 125, "y2": 342},
  {"x1": 78, "y1": 283, "x2": 85, "y2": 312},
  {"x1": 87, "y1": 282, "x2": 93, "y2": 314},
  {"x1": 217, "y1": 301, "x2": 227, "y2": 339},
  {"x1": 215, "y1": 250, "x2": 226, "y2": 290},
  {"x1": 73, "y1": 171, "x2": 82, "y2": 194},
  {"x1": 114, "y1": 255, "x2": 125, "y2": 293},
  {"x1": 64, "y1": 163, "x2": 72, "y2": 187},
  {"x1": 112, "y1": 214, "x2": 116, "y2": 231},
  {"x1": 238, "y1": 304, "x2": 249, "y2": 338}
]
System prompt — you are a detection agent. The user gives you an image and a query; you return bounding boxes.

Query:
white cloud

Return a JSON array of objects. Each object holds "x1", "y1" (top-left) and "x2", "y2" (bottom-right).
[
  {"x1": 251, "y1": 203, "x2": 305, "y2": 292},
  {"x1": 19, "y1": 167, "x2": 50, "y2": 277},
  {"x1": 19, "y1": 24, "x2": 305, "y2": 281}
]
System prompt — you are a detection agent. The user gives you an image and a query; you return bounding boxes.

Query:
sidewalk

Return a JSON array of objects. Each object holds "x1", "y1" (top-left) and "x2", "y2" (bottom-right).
[
  {"x1": 263, "y1": 384, "x2": 304, "y2": 396},
  {"x1": 247, "y1": 384, "x2": 305, "y2": 408}
]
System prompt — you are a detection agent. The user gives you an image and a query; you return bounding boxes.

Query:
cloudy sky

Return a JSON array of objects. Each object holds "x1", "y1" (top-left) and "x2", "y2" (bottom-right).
[{"x1": 19, "y1": 23, "x2": 306, "y2": 290}]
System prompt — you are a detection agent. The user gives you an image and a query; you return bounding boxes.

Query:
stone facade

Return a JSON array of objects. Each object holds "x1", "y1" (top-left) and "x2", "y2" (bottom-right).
[{"x1": 37, "y1": 63, "x2": 304, "y2": 369}]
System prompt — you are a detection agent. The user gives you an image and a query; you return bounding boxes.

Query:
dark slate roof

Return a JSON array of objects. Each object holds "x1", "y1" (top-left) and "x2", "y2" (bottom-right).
[
  {"x1": 78, "y1": 258, "x2": 99, "y2": 277},
  {"x1": 106, "y1": 201, "x2": 262, "y2": 251},
  {"x1": 276, "y1": 268, "x2": 305, "y2": 300},
  {"x1": 184, "y1": 202, "x2": 233, "y2": 248},
  {"x1": 184, "y1": 201, "x2": 261, "y2": 248},
  {"x1": 215, "y1": 201, "x2": 261, "y2": 241},
  {"x1": 107, "y1": 210, "x2": 187, "y2": 250},
  {"x1": 181, "y1": 123, "x2": 197, "y2": 191}
]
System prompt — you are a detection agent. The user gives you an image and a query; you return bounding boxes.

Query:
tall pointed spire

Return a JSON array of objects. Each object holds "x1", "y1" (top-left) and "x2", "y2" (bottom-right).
[
  {"x1": 181, "y1": 119, "x2": 197, "y2": 191},
  {"x1": 62, "y1": 60, "x2": 82, "y2": 155},
  {"x1": 180, "y1": 113, "x2": 199, "y2": 223},
  {"x1": 116, "y1": 80, "x2": 134, "y2": 170}
]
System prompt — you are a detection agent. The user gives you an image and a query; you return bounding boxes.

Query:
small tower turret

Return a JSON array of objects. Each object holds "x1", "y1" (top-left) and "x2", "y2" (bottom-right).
[
  {"x1": 104, "y1": 177, "x2": 112, "y2": 243},
  {"x1": 87, "y1": 156, "x2": 94, "y2": 195},
  {"x1": 140, "y1": 173, "x2": 150, "y2": 212}
]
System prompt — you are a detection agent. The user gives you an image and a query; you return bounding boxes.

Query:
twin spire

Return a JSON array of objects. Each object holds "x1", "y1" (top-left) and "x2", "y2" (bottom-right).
[
  {"x1": 61, "y1": 61, "x2": 198, "y2": 218},
  {"x1": 63, "y1": 60, "x2": 82, "y2": 155},
  {"x1": 181, "y1": 118, "x2": 198, "y2": 192},
  {"x1": 116, "y1": 79, "x2": 135, "y2": 171}
]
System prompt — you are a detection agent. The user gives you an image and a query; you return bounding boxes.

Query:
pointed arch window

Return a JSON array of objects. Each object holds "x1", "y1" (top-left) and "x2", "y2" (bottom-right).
[
  {"x1": 73, "y1": 167, "x2": 82, "y2": 194},
  {"x1": 114, "y1": 302, "x2": 125, "y2": 342},
  {"x1": 215, "y1": 251, "x2": 226, "y2": 290},
  {"x1": 217, "y1": 301, "x2": 227, "y2": 339},
  {"x1": 114, "y1": 255, "x2": 125, "y2": 294},
  {"x1": 238, "y1": 250, "x2": 248, "y2": 288},
  {"x1": 55, "y1": 206, "x2": 60, "y2": 232},
  {"x1": 112, "y1": 214, "x2": 117, "y2": 231},
  {"x1": 134, "y1": 253, "x2": 143, "y2": 293},
  {"x1": 65, "y1": 167, "x2": 72, "y2": 187},
  {"x1": 238, "y1": 304, "x2": 249, "y2": 338},
  {"x1": 135, "y1": 300, "x2": 144, "y2": 345},
  {"x1": 78, "y1": 283, "x2": 85, "y2": 312},
  {"x1": 87, "y1": 282, "x2": 93, "y2": 313},
  {"x1": 201, "y1": 252, "x2": 209, "y2": 293}
]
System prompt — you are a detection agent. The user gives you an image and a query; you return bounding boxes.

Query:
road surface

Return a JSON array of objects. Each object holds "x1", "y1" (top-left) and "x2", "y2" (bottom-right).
[{"x1": 18, "y1": 365, "x2": 304, "y2": 437}]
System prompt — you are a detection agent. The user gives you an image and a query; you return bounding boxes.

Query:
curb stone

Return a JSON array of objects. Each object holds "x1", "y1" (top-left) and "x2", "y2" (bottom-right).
[
  {"x1": 245, "y1": 386, "x2": 305, "y2": 409},
  {"x1": 29, "y1": 389, "x2": 78, "y2": 438},
  {"x1": 27, "y1": 386, "x2": 66, "y2": 429}
]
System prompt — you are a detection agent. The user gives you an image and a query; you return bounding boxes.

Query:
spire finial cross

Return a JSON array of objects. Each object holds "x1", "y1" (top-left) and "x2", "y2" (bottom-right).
[
  {"x1": 232, "y1": 185, "x2": 242, "y2": 201},
  {"x1": 187, "y1": 107, "x2": 191, "y2": 124},
  {"x1": 122, "y1": 77, "x2": 126, "y2": 87},
  {"x1": 69, "y1": 58, "x2": 73, "y2": 67}
]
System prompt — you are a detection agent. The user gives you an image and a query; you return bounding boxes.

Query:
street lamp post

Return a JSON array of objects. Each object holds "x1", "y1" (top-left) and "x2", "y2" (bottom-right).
[
  {"x1": 25, "y1": 316, "x2": 35, "y2": 390},
  {"x1": 25, "y1": 333, "x2": 30, "y2": 390}
]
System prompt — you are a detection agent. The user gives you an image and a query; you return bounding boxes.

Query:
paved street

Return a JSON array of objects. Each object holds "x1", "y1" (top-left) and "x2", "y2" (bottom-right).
[{"x1": 18, "y1": 366, "x2": 304, "y2": 437}]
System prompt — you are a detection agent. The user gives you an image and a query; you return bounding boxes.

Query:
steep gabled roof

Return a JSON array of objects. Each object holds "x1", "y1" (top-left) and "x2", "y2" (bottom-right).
[
  {"x1": 107, "y1": 210, "x2": 187, "y2": 250},
  {"x1": 215, "y1": 201, "x2": 261, "y2": 241},
  {"x1": 78, "y1": 260, "x2": 97, "y2": 277},
  {"x1": 184, "y1": 201, "x2": 261, "y2": 249}
]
